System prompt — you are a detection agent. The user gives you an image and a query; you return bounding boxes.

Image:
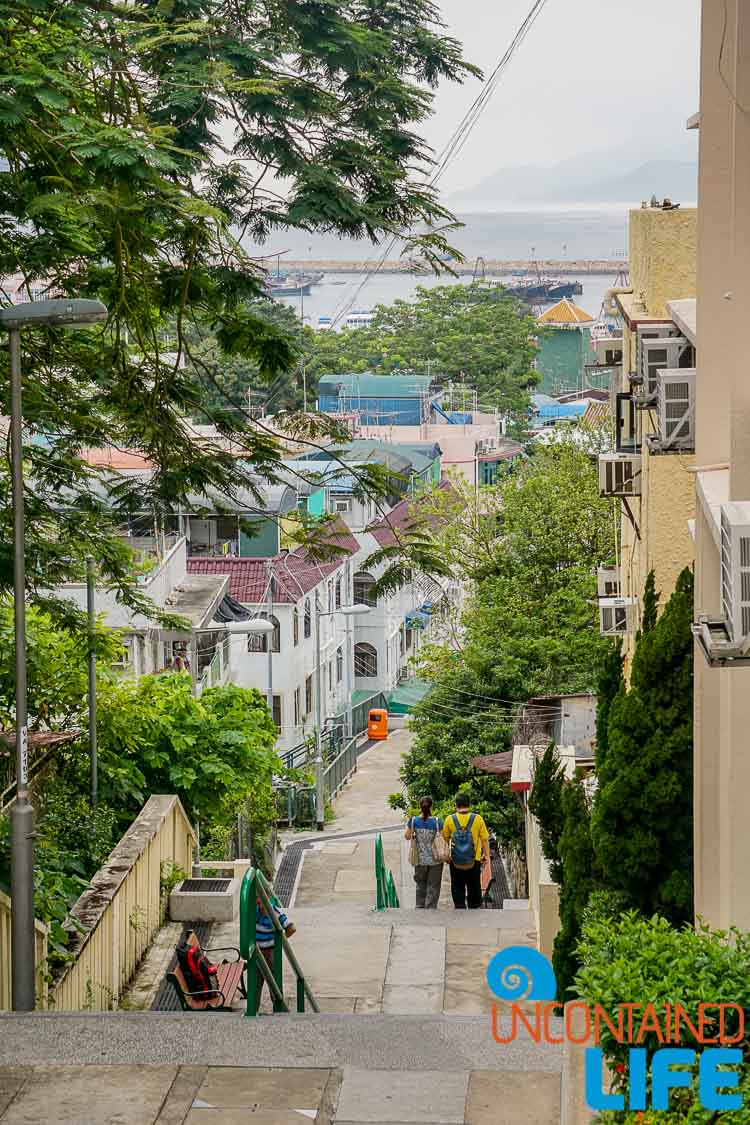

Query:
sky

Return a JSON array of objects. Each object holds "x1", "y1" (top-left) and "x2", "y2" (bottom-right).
[{"x1": 424, "y1": 0, "x2": 702, "y2": 194}]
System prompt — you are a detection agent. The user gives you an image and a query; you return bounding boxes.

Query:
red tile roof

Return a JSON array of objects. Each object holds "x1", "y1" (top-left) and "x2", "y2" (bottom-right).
[
  {"x1": 367, "y1": 480, "x2": 455, "y2": 548},
  {"x1": 187, "y1": 523, "x2": 360, "y2": 605}
]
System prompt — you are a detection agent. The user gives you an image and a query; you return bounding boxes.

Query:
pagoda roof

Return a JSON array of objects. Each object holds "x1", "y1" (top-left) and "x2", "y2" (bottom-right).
[{"x1": 537, "y1": 298, "x2": 595, "y2": 326}]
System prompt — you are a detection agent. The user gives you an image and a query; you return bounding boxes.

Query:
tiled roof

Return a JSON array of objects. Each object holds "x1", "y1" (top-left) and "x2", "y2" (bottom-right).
[
  {"x1": 186, "y1": 522, "x2": 360, "y2": 605},
  {"x1": 469, "y1": 751, "x2": 514, "y2": 775},
  {"x1": 583, "y1": 400, "x2": 611, "y2": 427},
  {"x1": 537, "y1": 298, "x2": 595, "y2": 325},
  {"x1": 367, "y1": 480, "x2": 455, "y2": 548}
]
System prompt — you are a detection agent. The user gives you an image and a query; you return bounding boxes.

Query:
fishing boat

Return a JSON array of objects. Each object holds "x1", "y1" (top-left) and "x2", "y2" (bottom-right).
[
  {"x1": 481, "y1": 276, "x2": 583, "y2": 303},
  {"x1": 264, "y1": 269, "x2": 324, "y2": 297},
  {"x1": 317, "y1": 315, "x2": 333, "y2": 330}
]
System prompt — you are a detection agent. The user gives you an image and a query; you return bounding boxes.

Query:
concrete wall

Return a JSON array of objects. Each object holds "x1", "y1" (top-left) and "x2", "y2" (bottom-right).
[
  {"x1": 628, "y1": 208, "x2": 697, "y2": 318},
  {"x1": 693, "y1": 0, "x2": 750, "y2": 932},
  {"x1": 524, "y1": 791, "x2": 561, "y2": 963},
  {"x1": 52, "y1": 795, "x2": 196, "y2": 1011}
]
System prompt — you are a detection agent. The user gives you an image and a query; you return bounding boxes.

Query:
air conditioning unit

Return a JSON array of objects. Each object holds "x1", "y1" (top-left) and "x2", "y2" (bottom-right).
[
  {"x1": 721, "y1": 503, "x2": 750, "y2": 643},
  {"x1": 634, "y1": 329, "x2": 691, "y2": 402},
  {"x1": 598, "y1": 454, "x2": 642, "y2": 497},
  {"x1": 695, "y1": 502, "x2": 750, "y2": 666},
  {"x1": 597, "y1": 565, "x2": 620, "y2": 598},
  {"x1": 599, "y1": 597, "x2": 635, "y2": 636},
  {"x1": 652, "y1": 369, "x2": 696, "y2": 451}
]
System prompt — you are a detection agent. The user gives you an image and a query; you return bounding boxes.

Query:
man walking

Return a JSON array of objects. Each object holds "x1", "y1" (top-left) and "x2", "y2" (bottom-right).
[{"x1": 442, "y1": 792, "x2": 490, "y2": 909}]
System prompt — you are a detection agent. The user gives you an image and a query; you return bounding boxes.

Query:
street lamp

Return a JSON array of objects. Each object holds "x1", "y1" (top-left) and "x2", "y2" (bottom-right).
[
  {"x1": 314, "y1": 602, "x2": 370, "y2": 831},
  {"x1": 0, "y1": 297, "x2": 108, "y2": 1012}
]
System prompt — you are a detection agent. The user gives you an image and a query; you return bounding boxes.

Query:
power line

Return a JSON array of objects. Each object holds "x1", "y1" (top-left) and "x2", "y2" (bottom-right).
[{"x1": 327, "y1": 0, "x2": 551, "y2": 328}]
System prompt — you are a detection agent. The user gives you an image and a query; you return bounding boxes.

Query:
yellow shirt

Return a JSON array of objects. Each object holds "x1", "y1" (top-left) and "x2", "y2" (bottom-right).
[{"x1": 442, "y1": 811, "x2": 489, "y2": 861}]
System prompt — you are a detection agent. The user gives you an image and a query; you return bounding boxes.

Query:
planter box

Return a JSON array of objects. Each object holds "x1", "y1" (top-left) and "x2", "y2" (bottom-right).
[{"x1": 169, "y1": 876, "x2": 240, "y2": 922}]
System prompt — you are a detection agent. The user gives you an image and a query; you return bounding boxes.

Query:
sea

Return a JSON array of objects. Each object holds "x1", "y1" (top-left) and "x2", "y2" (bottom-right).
[{"x1": 246, "y1": 208, "x2": 630, "y2": 325}]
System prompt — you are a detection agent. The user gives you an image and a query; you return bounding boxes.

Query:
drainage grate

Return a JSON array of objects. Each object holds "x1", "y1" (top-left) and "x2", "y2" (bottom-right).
[{"x1": 178, "y1": 878, "x2": 231, "y2": 893}]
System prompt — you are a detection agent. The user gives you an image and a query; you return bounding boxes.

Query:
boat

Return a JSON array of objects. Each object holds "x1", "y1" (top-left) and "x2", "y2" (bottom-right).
[
  {"x1": 482, "y1": 277, "x2": 583, "y2": 303},
  {"x1": 317, "y1": 315, "x2": 333, "y2": 330},
  {"x1": 263, "y1": 269, "x2": 324, "y2": 297},
  {"x1": 344, "y1": 309, "x2": 375, "y2": 329}
]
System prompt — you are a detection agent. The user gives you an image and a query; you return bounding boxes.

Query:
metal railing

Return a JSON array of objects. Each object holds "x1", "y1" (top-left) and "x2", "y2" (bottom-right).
[
  {"x1": 197, "y1": 635, "x2": 231, "y2": 695},
  {"x1": 375, "y1": 833, "x2": 400, "y2": 910},
  {"x1": 239, "y1": 866, "x2": 319, "y2": 1018}
]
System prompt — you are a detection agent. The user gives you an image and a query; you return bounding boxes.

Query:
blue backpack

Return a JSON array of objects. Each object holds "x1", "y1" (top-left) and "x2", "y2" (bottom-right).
[{"x1": 450, "y1": 813, "x2": 476, "y2": 869}]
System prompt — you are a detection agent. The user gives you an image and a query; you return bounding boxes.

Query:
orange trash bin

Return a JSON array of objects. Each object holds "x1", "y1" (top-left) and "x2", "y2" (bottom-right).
[{"x1": 367, "y1": 708, "x2": 388, "y2": 740}]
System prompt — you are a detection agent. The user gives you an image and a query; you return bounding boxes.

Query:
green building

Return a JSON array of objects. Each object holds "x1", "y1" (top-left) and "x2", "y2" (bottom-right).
[{"x1": 535, "y1": 298, "x2": 595, "y2": 396}]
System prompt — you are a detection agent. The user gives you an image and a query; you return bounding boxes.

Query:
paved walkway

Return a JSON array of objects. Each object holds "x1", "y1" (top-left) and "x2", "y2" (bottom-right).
[{"x1": 1, "y1": 726, "x2": 567, "y2": 1123}]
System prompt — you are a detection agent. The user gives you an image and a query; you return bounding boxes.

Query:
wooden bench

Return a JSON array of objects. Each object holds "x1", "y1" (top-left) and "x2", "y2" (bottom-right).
[{"x1": 166, "y1": 932, "x2": 247, "y2": 1012}]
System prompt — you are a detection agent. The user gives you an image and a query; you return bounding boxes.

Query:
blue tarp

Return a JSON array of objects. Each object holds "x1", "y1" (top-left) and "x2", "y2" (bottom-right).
[{"x1": 535, "y1": 402, "x2": 587, "y2": 419}]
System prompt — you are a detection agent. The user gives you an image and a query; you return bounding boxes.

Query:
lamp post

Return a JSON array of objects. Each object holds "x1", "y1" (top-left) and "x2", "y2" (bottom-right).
[
  {"x1": 314, "y1": 602, "x2": 370, "y2": 831},
  {"x1": 0, "y1": 298, "x2": 108, "y2": 1012}
]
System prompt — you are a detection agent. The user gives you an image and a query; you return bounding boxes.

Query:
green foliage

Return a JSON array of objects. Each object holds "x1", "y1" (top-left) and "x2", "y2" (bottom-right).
[
  {"x1": 187, "y1": 302, "x2": 306, "y2": 419},
  {"x1": 0, "y1": 602, "x2": 122, "y2": 730},
  {"x1": 591, "y1": 569, "x2": 694, "y2": 923},
  {"x1": 95, "y1": 675, "x2": 280, "y2": 829},
  {"x1": 305, "y1": 283, "x2": 537, "y2": 414},
  {"x1": 576, "y1": 909, "x2": 750, "y2": 1123},
  {"x1": 399, "y1": 441, "x2": 613, "y2": 864},
  {"x1": 528, "y1": 744, "x2": 565, "y2": 884},
  {"x1": 639, "y1": 569, "x2": 660, "y2": 637},
  {"x1": 552, "y1": 774, "x2": 599, "y2": 1003},
  {"x1": 1, "y1": 0, "x2": 478, "y2": 614},
  {"x1": 37, "y1": 778, "x2": 118, "y2": 876},
  {"x1": 594, "y1": 642, "x2": 623, "y2": 769}
]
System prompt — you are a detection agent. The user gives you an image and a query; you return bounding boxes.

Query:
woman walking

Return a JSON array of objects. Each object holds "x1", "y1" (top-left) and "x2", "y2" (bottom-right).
[{"x1": 405, "y1": 796, "x2": 444, "y2": 909}]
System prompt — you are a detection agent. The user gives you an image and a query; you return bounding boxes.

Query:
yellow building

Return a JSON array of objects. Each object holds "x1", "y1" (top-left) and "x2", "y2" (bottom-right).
[{"x1": 598, "y1": 206, "x2": 698, "y2": 670}]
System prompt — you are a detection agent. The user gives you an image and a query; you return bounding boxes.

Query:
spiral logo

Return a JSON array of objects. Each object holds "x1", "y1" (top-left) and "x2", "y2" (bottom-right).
[{"x1": 486, "y1": 946, "x2": 557, "y2": 1002}]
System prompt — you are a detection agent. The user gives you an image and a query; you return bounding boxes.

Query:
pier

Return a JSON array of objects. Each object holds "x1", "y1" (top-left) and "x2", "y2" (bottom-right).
[{"x1": 278, "y1": 258, "x2": 626, "y2": 276}]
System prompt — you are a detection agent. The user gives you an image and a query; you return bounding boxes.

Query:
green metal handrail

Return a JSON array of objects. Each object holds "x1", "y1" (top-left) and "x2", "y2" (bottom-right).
[
  {"x1": 374, "y1": 833, "x2": 400, "y2": 911},
  {"x1": 239, "y1": 866, "x2": 320, "y2": 1017}
]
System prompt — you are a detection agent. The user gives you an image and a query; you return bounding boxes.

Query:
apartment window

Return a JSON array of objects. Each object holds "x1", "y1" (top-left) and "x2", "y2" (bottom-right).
[
  {"x1": 294, "y1": 687, "x2": 301, "y2": 727},
  {"x1": 354, "y1": 642, "x2": 378, "y2": 678},
  {"x1": 305, "y1": 674, "x2": 313, "y2": 714},
  {"x1": 336, "y1": 646, "x2": 343, "y2": 683},
  {"x1": 327, "y1": 580, "x2": 334, "y2": 613},
  {"x1": 335, "y1": 499, "x2": 351, "y2": 513},
  {"x1": 272, "y1": 695, "x2": 282, "y2": 731},
  {"x1": 293, "y1": 606, "x2": 299, "y2": 646},
  {"x1": 335, "y1": 575, "x2": 342, "y2": 609},
  {"x1": 328, "y1": 659, "x2": 334, "y2": 691},
  {"x1": 304, "y1": 598, "x2": 311, "y2": 639},
  {"x1": 246, "y1": 614, "x2": 280, "y2": 653},
  {"x1": 353, "y1": 571, "x2": 377, "y2": 607}
]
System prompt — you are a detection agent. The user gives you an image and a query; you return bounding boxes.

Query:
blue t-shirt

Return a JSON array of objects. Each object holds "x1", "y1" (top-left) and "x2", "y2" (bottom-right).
[{"x1": 409, "y1": 815, "x2": 443, "y2": 865}]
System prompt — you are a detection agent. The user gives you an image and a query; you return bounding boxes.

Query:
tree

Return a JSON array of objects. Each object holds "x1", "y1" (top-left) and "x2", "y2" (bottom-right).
[
  {"x1": 0, "y1": 0, "x2": 478, "y2": 616},
  {"x1": 639, "y1": 569, "x2": 660, "y2": 637},
  {"x1": 591, "y1": 568, "x2": 694, "y2": 923},
  {"x1": 0, "y1": 601, "x2": 122, "y2": 731},
  {"x1": 594, "y1": 641, "x2": 623, "y2": 770},
  {"x1": 529, "y1": 744, "x2": 566, "y2": 884},
  {"x1": 553, "y1": 774, "x2": 599, "y2": 1003},
  {"x1": 94, "y1": 676, "x2": 279, "y2": 830},
  {"x1": 396, "y1": 439, "x2": 613, "y2": 863},
  {"x1": 305, "y1": 283, "x2": 538, "y2": 414},
  {"x1": 187, "y1": 302, "x2": 306, "y2": 420}
]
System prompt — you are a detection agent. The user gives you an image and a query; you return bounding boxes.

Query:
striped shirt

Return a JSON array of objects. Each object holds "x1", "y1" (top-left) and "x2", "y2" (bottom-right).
[{"x1": 256, "y1": 900, "x2": 290, "y2": 948}]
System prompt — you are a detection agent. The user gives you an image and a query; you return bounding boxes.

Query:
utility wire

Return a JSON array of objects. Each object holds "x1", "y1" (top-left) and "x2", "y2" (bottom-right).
[{"x1": 328, "y1": 0, "x2": 551, "y2": 328}]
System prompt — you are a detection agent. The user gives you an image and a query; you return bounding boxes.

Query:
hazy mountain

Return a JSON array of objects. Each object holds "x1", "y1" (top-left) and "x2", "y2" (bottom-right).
[{"x1": 449, "y1": 151, "x2": 698, "y2": 207}]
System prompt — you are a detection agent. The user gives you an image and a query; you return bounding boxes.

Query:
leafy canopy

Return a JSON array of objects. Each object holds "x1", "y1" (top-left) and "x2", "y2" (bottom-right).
[
  {"x1": 0, "y1": 0, "x2": 478, "y2": 615},
  {"x1": 305, "y1": 283, "x2": 538, "y2": 413}
]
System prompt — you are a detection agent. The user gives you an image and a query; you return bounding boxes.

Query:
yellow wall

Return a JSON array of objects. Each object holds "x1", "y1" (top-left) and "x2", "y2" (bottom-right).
[{"x1": 628, "y1": 208, "x2": 698, "y2": 318}]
